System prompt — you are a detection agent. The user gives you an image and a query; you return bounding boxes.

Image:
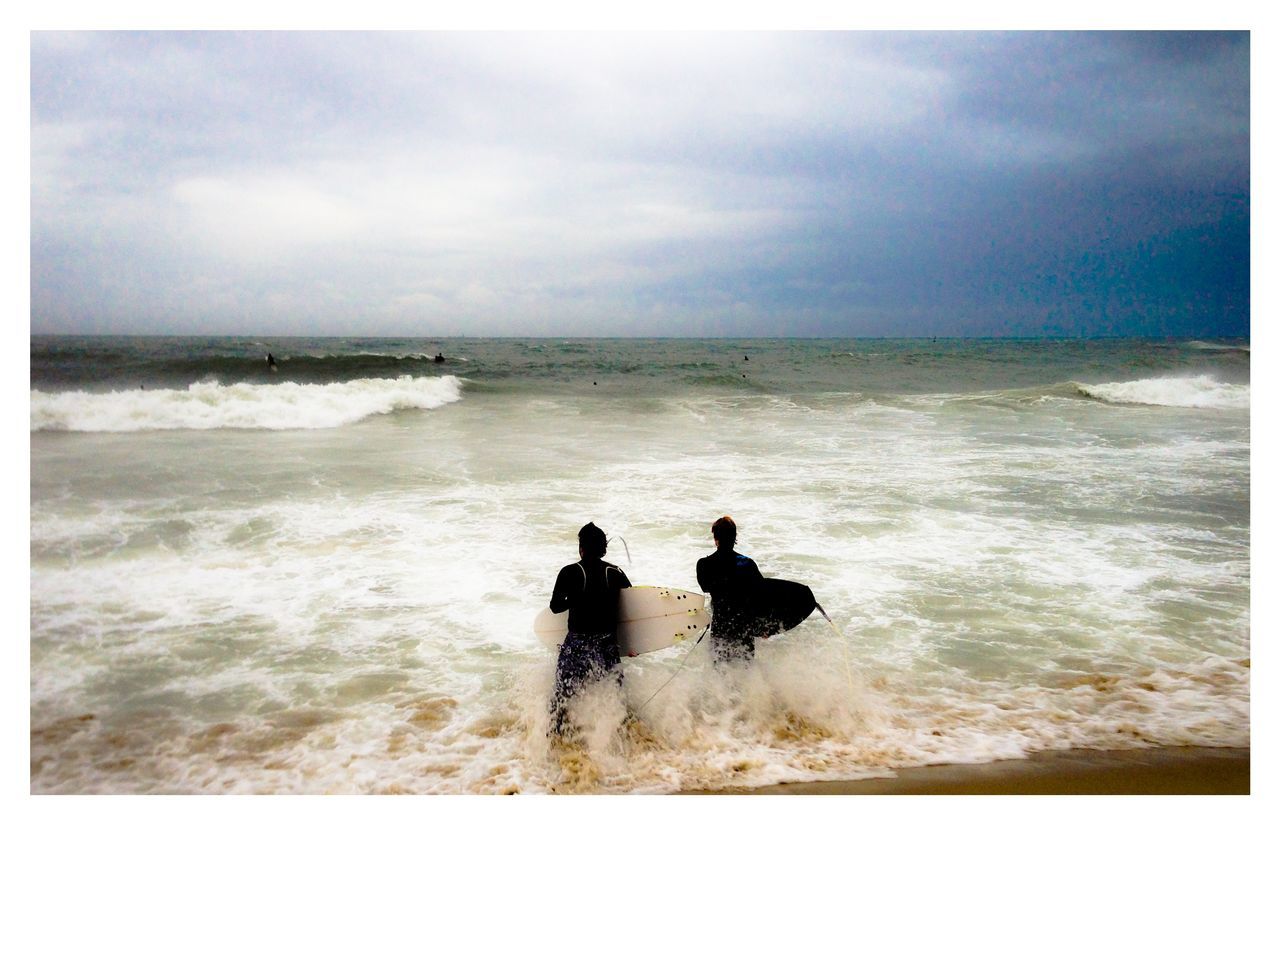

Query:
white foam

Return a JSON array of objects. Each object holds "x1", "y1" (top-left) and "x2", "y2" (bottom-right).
[
  {"x1": 30, "y1": 375, "x2": 464, "y2": 431},
  {"x1": 1075, "y1": 374, "x2": 1249, "y2": 410},
  {"x1": 1186, "y1": 340, "x2": 1249, "y2": 352},
  {"x1": 30, "y1": 366, "x2": 1251, "y2": 793}
]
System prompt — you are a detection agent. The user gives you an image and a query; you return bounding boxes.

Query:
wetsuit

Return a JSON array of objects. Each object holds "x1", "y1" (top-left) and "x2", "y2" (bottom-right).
[
  {"x1": 548, "y1": 557, "x2": 631, "y2": 735},
  {"x1": 696, "y1": 547, "x2": 766, "y2": 662}
]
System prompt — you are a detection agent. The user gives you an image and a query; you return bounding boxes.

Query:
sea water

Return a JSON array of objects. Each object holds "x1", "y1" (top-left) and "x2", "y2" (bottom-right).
[{"x1": 29, "y1": 336, "x2": 1250, "y2": 793}]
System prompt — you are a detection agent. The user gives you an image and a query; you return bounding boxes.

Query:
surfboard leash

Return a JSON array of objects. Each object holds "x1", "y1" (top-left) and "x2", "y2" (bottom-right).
[
  {"x1": 634, "y1": 599, "x2": 851, "y2": 717},
  {"x1": 635, "y1": 625, "x2": 709, "y2": 715},
  {"x1": 609, "y1": 535, "x2": 632, "y2": 566}
]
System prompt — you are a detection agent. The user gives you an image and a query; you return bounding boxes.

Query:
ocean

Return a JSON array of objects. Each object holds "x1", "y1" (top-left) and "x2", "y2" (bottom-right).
[{"x1": 29, "y1": 336, "x2": 1251, "y2": 793}]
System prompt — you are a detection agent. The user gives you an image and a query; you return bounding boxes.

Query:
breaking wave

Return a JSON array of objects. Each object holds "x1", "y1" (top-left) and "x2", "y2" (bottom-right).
[
  {"x1": 1186, "y1": 340, "x2": 1250, "y2": 352},
  {"x1": 1074, "y1": 375, "x2": 1249, "y2": 410},
  {"x1": 31, "y1": 375, "x2": 464, "y2": 432}
]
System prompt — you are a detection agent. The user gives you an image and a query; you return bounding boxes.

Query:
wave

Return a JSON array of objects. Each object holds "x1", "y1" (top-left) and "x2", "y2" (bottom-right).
[
  {"x1": 323, "y1": 351, "x2": 467, "y2": 362},
  {"x1": 1073, "y1": 374, "x2": 1249, "y2": 410},
  {"x1": 1186, "y1": 340, "x2": 1250, "y2": 352},
  {"x1": 29, "y1": 347, "x2": 462, "y2": 393},
  {"x1": 31, "y1": 375, "x2": 464, "y2": 432}
]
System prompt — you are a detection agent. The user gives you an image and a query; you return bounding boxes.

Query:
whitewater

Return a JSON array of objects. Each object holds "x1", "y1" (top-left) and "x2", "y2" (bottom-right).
[{"x1": 29, "y1": 336, "x2": 1250, "y2": 793}]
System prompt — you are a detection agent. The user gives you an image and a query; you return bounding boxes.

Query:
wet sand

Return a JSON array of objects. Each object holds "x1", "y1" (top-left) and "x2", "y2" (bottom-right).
[{"x1": 683, "y1": 747, "x2": 1250, "y2": 794}]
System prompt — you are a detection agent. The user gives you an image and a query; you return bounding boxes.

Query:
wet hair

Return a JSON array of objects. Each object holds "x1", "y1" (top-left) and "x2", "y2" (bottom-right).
[
  {"x1": 578, "y1": 522, "x2": 607, "y2": 559},
  {"x1": 711, "y1": 515, "x2": 737, "y2": 549}
]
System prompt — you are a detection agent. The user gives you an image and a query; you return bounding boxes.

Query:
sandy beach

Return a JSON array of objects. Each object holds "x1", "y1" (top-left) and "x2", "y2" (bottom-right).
[{"x1": 685, "y1": 747, "x2": 1250, "y2": 795}]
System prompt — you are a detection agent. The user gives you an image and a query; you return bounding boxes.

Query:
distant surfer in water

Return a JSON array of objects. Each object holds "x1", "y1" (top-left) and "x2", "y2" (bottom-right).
[
  {"x1": 434, "y1": 352, "x2": 445, "y2": 363},
  {"x1": 266, "y1": 352, "x2": 277, "y2": 370},
  {"x1": 548, "y1": 522, "x2": 632, "y2": 738},
  {"x1": 696, "y1": 515, "x2": 767, "y2": 663}
]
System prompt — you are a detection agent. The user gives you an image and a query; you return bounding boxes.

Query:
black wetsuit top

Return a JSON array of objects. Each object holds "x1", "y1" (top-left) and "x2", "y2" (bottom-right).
[
  {"x1": 549, "y1": 558, "x2": 632, "y2": 634},
  {"x1": 547, "y1": 558, "x2": 631, "y2": 735},
  {"x1": 696, "y1": 548, "x2": 765, "y2": 641}
]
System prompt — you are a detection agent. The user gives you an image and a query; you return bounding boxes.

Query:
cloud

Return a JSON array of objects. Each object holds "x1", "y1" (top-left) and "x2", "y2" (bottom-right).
[{"x1": 30, "y1": 31, "x2": 1249, "y2": 337}]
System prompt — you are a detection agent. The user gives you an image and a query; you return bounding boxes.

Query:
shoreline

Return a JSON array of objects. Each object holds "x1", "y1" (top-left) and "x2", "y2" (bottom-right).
[{"x1": 681, "y1": 747, "x2": 1250, "y2": 795}]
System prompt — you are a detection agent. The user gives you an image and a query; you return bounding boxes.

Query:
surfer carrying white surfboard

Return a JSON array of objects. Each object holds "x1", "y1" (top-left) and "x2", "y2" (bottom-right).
[
  {"x1": 547, "y1": 522, "x2": 632, "y2": 738},
  {"x1": 696, "y1": 515, "x2": 768, "y2": 662}
]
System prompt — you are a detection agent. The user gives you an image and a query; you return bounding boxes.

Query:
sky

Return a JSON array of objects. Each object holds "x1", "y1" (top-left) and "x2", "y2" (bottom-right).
[{"x1": 29, "y1": 30, "x2": 1251, "y2": 338}]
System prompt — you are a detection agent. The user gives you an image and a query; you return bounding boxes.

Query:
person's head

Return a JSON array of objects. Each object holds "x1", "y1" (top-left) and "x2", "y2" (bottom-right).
[
  {"x1": 578, "y1": 522, "x2": 607, "y2": 559},
  {"x1": 711, "y1": 515, "x2": 737, "y2": 550}
]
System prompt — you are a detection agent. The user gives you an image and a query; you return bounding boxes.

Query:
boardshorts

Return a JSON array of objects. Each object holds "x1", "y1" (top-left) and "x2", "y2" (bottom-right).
[{"x1": 549, "y1": 630, "x2": 622, "y2": 737}]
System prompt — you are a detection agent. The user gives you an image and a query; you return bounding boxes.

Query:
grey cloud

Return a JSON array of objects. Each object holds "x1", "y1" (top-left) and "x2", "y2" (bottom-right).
[{"x1": 30, "y1": 31, "x2": 1249, "y2": 338}]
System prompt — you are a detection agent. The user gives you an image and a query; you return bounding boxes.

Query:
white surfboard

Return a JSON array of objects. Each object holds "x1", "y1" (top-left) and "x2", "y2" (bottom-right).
[{"x1": 533, "y1": 586, "x2": 710, "y2": 657}]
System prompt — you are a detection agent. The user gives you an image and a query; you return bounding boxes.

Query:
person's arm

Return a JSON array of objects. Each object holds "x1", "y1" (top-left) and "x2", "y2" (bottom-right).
[
  {"x1": 613, "y1": 566, "x2": 632, "y2": 590},
  {"x1": 549, "y1": 564, "x2": 581, "y2": 613},
  {"x1": 696, "y1": 557, "x2": 711, "y2": 594}
]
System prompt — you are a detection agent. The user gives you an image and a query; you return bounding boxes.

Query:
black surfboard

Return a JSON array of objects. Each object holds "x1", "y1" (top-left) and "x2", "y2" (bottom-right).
[{"x1": 749, "y1": 578, "x2": 818, "y2": 637}]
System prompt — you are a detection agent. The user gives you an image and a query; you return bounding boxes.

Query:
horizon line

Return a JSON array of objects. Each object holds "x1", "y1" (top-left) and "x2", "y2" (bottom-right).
[{"x1": 28, "y1": 332, "x2": 1251, "y2": 342}]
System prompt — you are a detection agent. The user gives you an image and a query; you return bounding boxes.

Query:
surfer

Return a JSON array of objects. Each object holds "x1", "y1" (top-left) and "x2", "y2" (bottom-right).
[
  {"x1": 696, "y1": 515, "x2": 767, "y2": 662},
  {"x1": 547, "y1": 522, "x2": 632, "y2": 737},
  {"x1": 266, "y1": 352, "x2": 277, "y2": 370},
  {"x1": 433, "y1": 352, "x2": 445, "y2": 363}
]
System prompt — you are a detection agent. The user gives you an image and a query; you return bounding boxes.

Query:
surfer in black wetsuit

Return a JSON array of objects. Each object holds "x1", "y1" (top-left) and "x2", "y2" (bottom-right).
[
  {"x1": 548, "y1": 522, "x2": 632, "y2": 737},
  {"x1": 696, "y1": 515, "x2": 767, "y2": 663}
]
